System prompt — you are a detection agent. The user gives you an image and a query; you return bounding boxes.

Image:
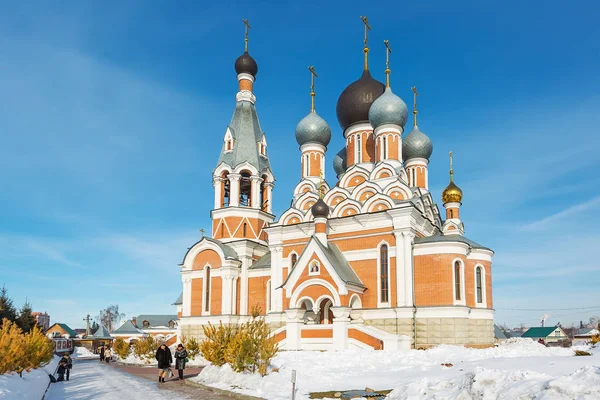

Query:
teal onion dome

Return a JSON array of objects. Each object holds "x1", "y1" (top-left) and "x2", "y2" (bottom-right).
[
  {"x1": 403, "y1": 126, "x2": 433, "y2": 161},
  {"x1": 368, "y1": 87, "x2": 408, "y2": 128},
  {"x1": 295, "y1": 112, "x2": 331, "y2": 147},
  {"x1": 333, "y1": 147, "x2": 347, "y2": 177}
]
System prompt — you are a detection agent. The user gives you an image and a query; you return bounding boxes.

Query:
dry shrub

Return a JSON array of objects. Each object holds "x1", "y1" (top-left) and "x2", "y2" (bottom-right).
[
  {"x1": 200, "y1": 306, "x2": 278, "y2": 376},
  {"x1": 112, "y1": 338, "x2": 130, "y2": 359},
  {"x1": 132, "y1": 336, "x2": 156, "y2": 361},
  {"x1": 574, "y1": 350, "x2": 591, "y2": 356},
  {"x1": 0, "y1": 319, "x2": 53, "y2": 375}
]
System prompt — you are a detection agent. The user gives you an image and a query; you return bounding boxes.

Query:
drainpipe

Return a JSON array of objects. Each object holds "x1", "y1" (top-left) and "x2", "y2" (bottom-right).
[{"x1": 412, "y1": 242, "x2": 417, "y2": 350}]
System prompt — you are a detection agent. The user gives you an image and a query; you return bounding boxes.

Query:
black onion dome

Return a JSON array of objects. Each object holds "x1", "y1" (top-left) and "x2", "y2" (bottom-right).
[
  {"x1": 234, "y1": 51, "x2": 258, "y2": 77},
  {"x1": 336, "y1": 70, "x2": 385, "y2": 131},
  {"x1": 311, "y1": 198, "x2": 330, "y2": 218}
]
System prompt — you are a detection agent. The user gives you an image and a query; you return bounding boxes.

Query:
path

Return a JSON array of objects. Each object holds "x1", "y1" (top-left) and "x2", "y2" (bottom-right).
[{"x1": 45, "y1": 360, "x2": 231, "y2": 399}]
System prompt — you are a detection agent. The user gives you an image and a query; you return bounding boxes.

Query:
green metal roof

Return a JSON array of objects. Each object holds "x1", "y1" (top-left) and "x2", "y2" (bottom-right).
[
  {"x1": 135, "y1": 315, "x2": 177, "y2": 328},
  {"x1": 88, "y1": 324, "x2": 113, "y2": 340},
  {"x1": 521, "y1": 327, "x2": 561, "y2": 338},
  {"x1": 172, "y1": 292, "x2": 183, "y2": 305},
  {"x1": 56, "y1": 323, "x2": 77, "y2": 338},
  {"x1": 249, "y1": 252, "x2": 271, "y2": 270},
  {"x1": 179, "y1": 237, "x2": 238, "y2": 265}
]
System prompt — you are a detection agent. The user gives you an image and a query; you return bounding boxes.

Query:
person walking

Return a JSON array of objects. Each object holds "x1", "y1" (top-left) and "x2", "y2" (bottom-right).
[
  {"x1": 174, "y1": 344, "x2": 188, "y2": 380},
  {"x1": 60, "y1": 353, "x2": 73, "y2": 381},
  {"x1": 56, "y1": 358, "x2": 67, "y2": 382},
  {"x1": 99, "y1": 345, "x2": 105, "y2": 362},
  {"x1": 104, "y1": 346, "x2": 112, "y2": 363},
  {"x1": 155, "y1": 343, "x2": 172, "y2": 383}
]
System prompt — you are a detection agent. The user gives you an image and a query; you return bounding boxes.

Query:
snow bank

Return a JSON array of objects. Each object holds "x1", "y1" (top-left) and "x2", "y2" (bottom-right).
[
  {"x1": 0, "y1": 356, "x2": 59, "y2": 399},
  {"x1": 72, "y1": 346, "x2": 99, "y2": 359},
  {"x1": 192, "y1": 340, "x2": 600, "y2": 400}
]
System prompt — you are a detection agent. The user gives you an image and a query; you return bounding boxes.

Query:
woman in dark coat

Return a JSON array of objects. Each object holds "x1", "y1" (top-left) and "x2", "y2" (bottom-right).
[
  {"x1": 155, "y1": 343, "x2": 172, "y2": 383},
  {"x1": 174, "y1": 344, "x2": 188, "y2": 380}
]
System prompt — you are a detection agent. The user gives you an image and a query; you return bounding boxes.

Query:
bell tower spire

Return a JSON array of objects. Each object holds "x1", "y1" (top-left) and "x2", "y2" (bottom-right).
[{"x1": 442, "y1": 151, "x2": 464, "y2": 235}]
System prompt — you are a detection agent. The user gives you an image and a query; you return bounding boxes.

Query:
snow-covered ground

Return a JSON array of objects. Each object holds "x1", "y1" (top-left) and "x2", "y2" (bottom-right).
[
  {"x1": 0, "y1": 356, "x2": 59, "y2": 399},
  {"x1": 193, "y1": 339, "x2": 600, "y2": 400},
  {"x1": 72, "y1": 347, "x2": 99, "y2": 359},
  {"x1": 45, "y1": 360, "x2": 188, "y2": 400}
]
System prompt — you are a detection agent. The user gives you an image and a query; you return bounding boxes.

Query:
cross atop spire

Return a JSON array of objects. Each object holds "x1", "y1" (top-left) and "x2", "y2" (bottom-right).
[
  {"x1": 411, "y1": 86, "x2": 419, "y2": 127},
  {"x1": 308, "y1": 66, "x2": 318, "y2": 112},
  {"x1": 449, "y1": 151, "x2": 454, "y2": 183},
  {"x1": 243, "y1": 19, "x2": 251, "y2": 52},
  {"x1": 384, "y1": 40, "x2": 392, "y2": 88},
  {"x1": 200, "y1": 228, "x2": 205, "y2": 239},
  {"x1": 360, "y1": 16, "x2": 371, "y2": 70}
]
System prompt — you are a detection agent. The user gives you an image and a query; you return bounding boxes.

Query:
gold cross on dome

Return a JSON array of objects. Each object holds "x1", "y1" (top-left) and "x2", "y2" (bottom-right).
[
  {"x1": 243, "y1": 19, "x2": 251, "y2": 52},
  {"x1": 308, "y1": 66, "x2": 318, "y2": 112}
]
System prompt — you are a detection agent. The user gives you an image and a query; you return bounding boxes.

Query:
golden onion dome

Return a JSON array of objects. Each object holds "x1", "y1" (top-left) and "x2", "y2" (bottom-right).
[{"x1": 442, "y1": 181, "x2": 463, "y2": 204}]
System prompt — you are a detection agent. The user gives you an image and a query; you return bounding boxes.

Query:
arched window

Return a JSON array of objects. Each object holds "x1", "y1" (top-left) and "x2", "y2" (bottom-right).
[
  {"x1": 260, "y1": 175, "x2": 268, "y2": 211},
  {"x1": 454, "y1": 261, "x2": 461, "y2": 301},
  {"x1": 240, "y1": 171, "x2": 252, "y2": 206},
  {"x1": 291, "y1": 253, "x2": 297, "y2": 268},
  {"x1": 380, "y1": 244, "x2": 389, "y2": 303},
  {"x1": 382, "y1": 136, "x2": 388, "y2": 160},
  {"x1": 309, "y1": 260, "x2": 320, "y2": 275},
  {"x1": 222, "y1": 172, "x2": 230, "y2": 207},
  {"x1": 304, "y1": 154, "x2": 310, "y2": 177},
  {"x1": 204, "y1": 267, "x2": 211, "y2": 313},
  {"x1": 476, "y1": 267, "x2": 483, "y2": 304},
  {"x1": 356, "y1": 135, "x2": 362, "y2": 163},
  {"x1": 450, "y1": 209, "x2": 454, "y2": 219}
]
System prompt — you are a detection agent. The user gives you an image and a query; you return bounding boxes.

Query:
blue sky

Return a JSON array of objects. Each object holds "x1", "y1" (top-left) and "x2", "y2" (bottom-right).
[{"x1": 1, "y1": 1, "x2": 599, "y2": 329}]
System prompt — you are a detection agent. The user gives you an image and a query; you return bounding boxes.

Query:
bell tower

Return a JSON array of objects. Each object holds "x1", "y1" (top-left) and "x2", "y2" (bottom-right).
[{"x1": 212, "y1": 21, "x2": 275, "y2": 244}]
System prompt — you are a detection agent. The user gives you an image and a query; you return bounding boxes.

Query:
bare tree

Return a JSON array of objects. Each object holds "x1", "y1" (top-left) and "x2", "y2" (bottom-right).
[{"x1": 96, "y1": 305, "x2": 125, "y2": 332}]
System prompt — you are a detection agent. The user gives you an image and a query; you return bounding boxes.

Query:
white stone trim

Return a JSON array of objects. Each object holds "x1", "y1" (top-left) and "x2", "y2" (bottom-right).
[
  {"x1": 467, "y1": 250, "x2": 494, "y2": 262},
  {"x1": 474, "y1": 264, "x2": 487, "y2": 308},
  {"x1": 248, "y1": 269, "x2": 271, "y2": 278},
  {"x1": 300, "y1": 143, "x2": 326, "y2": 153},
  {"x1": 235, "y1": 90, "x2": 256, "y2": 104},
  {"x1": 405, "y1": 157, "x2": 428, "y2": 168},
  {"x1": 237, "y1": 73, "x2": 255, "y2": 83},
  {"x1": 373, "y1": 124, "x2": 402, "y2": 136},
  {"x1": 290, "y1": 279, "x2": 341, "y2": 307},
  {"x1": 344, "y1": 122, "x2": 372, "y2": 139},
  {"x1": 413, "y1": 242, "x2": 469, "y2": 256},
  {"x1": 452, "y1": 258, "x2": 466, "y2": 306}
]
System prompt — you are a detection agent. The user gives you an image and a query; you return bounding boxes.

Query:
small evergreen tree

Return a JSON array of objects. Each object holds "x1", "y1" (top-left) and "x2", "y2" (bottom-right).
[
  {"x1": 18, "y1": 325, "x2": 54, "y2": 377},
  {"x1": 0, "y1": 319, "x2": 25, "y2": 375},
  {"x1": 112, "y1": 338, "x2": 131, "y2": 359},
  {"x1": 0, "y1": 286, "x2": 17, "y2": 326},
  {"x1": 17, "y1": 301, "x2": 37, "y2": 333},
  {"x1": 132, "y1": 336, "x2": 156, "y2": 362},
  {"x1": 186, "y1": 337, "x2": 201, "y2": 359}
]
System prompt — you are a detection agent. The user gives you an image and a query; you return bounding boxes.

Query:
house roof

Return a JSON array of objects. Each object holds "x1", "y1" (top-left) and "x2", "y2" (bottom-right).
[
  {"x1": 172, "y1": 292, "x2": 183, "y2": 305},
  {"x1": 113, "y1": 320, "x2": 145, "y2": 335},
  {"x1": 575, "y1": 328, "x2": 599, "y2": 336},
  {"x1": 47, "y1": 323, "x2": 77, "y2": 338},
  {"x1": 249, "y1": 252, "x2": 271, "y2": 270},
  {"x1": 135, "y1": 315, "x2": 178, "y2": 328},
  {"x1": 521, "y1": 327, "x2": 561, "y2": 338},
  {"x1": 414, "y1": 234, "x2": 492, "y2": 252},
  {"x1": 88, "y1": 324, "x2": 113, "y2": 340},
  {"x1": 494, "y1": 325, "x2": 507, "y2": 339},
  {"x1": 179, "y1": 237, "x2": 238, "y2": 265}
]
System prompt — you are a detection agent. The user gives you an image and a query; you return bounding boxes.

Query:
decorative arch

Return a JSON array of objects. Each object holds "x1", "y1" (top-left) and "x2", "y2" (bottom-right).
[
  {"x1": 278, "y1": 208, "x2": 305, "y2": 226},
  {"x1": 383, "y1": 182, "x2": 412, "y2": 201},
  {"x1": 363, "y1": 194, "x2": 395, "y2": 213},
  {"x1": 294, "y1": 180, "x2": 318, "y2": 196},
  {"x1": 296, "y1": 191, "x2": 320, "y2": 211},
  {"x1": 349, "y1": 293, "x2": 363, "y2": 309},
  {"x1": 323, "y1": 187, "x2": 351, "y2": 208},
  {"x1": 339, "y1": 166, "x2": 370, "y2": 189},
  {"x1": 352, "y1": 181, "x2": 382, "y2": 203},
  {"x1": 181, "y1": 240, "x2": 229, "y2": 271},
  {"x1": 233, "y1": 161, "x2": 259, "y2": 176},
  {"x1": 296, "y1": 296, "x2": 314, "y2": 311},
  {"x1": 290, "y1": 279, "x2": 341, "y2": 308},
  {"x1": 333, "y1": 198, "x2": 362, "y2": 218},
  {"x1": 370, "y1": 163, "x2": 397, "y2": 181}
]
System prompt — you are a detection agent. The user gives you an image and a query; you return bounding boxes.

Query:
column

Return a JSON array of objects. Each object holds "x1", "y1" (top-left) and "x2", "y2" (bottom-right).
[
  {"x1": 403, "y1": 232, "x2": 415, "y2": 307},
  {"x1": 271, "y1": 246, "x2": 283, "y2": 312},
  {"x1": 182, "y1": 278, "x2": 191, "y2": 316},
  {"x1": 213, "y1": 177, "x2": 223, "y2": 209},
  {"x1": 265, "y1": 183, "x2": 274, "y2": 213},
  {"x1": 394, "y1": 231, "x2": 406, "y2": 307},
  {"x1": 250, "y1": 176, "x2": 263, "y2": 209},
  {"x1": 284, "y1": 309, "x2": 306, "y2": 350},
  {"x1": 240, "y1": 255, "x2": 250, "y2": 315},
  {"x1": 229, "y1": 173, "x2": 241, "y2": 207},
  {"x1": 331, "y1": 306, "x2": 351, "y2": 350}
]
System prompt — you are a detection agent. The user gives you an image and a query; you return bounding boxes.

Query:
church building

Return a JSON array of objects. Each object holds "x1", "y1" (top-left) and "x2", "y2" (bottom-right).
[{"x1": 178, "y1": 19, "x2": 494, "y2": 350}]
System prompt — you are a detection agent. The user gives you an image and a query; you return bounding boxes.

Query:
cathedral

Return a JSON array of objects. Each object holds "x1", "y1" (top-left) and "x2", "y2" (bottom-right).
[{"x1": 176, "y1": 19, "x2": 494, "y2": 350}]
